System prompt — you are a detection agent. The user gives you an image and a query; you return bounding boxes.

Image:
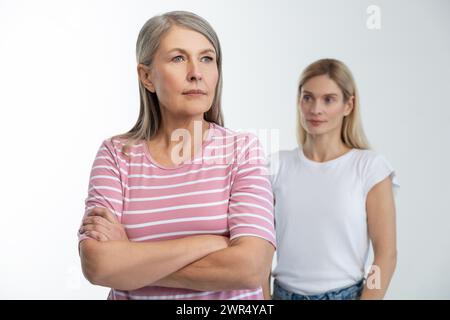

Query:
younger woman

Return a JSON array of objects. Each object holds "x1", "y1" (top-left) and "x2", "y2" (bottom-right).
[{"x1": 267, "y1": 59, "x2": 398, "y2": 300}]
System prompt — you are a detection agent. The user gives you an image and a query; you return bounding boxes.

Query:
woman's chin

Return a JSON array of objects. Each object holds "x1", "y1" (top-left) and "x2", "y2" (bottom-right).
[{"x1": 180, "y1": 105, "x2": 212, "y2": 117}]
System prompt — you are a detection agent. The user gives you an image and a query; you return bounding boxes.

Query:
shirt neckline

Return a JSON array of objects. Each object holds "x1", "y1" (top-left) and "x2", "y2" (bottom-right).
[
  {"x1": 143, "y1": 122, "x2": 215, "y2": 170},
  {"x1": 297, "y1": 146, "x2": 356, "y2": 167}
]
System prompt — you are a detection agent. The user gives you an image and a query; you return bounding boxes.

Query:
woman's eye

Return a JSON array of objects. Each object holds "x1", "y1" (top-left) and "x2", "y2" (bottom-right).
[
  {"x1": 302, "y1": 95, "x2": 311, "y2": 102},
  {"x1": 324, "y1": 97, "x2": 334, "y2": 104},
  {"x1": 201, "y1": 56, "x2": 214, "y2": 63},
  {"x1": 172, "y1": 56, "x2": 185, "y2": 62}
]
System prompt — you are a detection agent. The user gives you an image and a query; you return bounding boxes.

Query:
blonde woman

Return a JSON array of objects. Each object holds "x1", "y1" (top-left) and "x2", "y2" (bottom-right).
[
  {"x1": 266, "y1": 59, "x2": 398, "y2": 300},
  {"x1": 78, "y1": 11, "x2": 275, "y2": 300}
]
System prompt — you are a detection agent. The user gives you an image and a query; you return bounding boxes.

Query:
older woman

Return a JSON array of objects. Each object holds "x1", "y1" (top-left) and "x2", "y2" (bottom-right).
[
  {"x1": 78, "y1": 11, "x2": 275, "y2": 300},
  {"x1": 267, "y1": 59, "x2": 398, "y2": 300}
]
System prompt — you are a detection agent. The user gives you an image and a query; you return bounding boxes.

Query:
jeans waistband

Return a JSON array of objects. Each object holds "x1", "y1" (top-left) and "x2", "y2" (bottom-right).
[{"x1": 273, "y1": 279, "x2": 365, "y2": 300}]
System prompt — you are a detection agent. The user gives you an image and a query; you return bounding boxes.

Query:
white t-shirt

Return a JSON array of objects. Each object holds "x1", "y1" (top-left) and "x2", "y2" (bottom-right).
[{"x1": 269, "y1": 147, "x2": 399, "y2": 295}]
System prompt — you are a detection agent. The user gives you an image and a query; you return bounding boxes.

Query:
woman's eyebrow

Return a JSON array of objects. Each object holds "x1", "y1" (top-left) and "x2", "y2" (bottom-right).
[
  {"x1": 166, "y1": 48, "x2": 216, "y2": 55},
  {"x1": 302, "y1": 90, "x2": 339, "y2": 97},
  {"x1": 167, "y1": 48, "x2": 186, "y2": 55},
  {"x1": 199, "y1": 48, "x2": 216, "y2": 55}
]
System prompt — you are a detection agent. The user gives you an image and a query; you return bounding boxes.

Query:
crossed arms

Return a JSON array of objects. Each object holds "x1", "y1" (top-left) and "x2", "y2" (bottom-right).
[{"x1": 79, "y1": 208, "x2": 275, "y2": 292}]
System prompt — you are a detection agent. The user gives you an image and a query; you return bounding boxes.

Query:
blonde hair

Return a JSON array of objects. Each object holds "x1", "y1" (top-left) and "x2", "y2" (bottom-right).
[
  {"x1": 296, "y1": 58, "x2": 370, "y2": 149},
  {"x1": 114, "y1": 11, "x2": 224, "y2": 154}
]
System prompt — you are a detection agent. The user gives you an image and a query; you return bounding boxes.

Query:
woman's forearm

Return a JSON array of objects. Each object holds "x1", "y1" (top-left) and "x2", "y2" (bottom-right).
[
  {"x1": 360, "y1": 253, "x2": 397, "y2": 299},
  {"x1": 153, "y1": 246, "x2": 255, "y2": 291},
  {"x1": 79, "y1": 235, "x2": 227, "y2": 291},
  {"x1": 153, "y1": 237, "x2": 274, "y2": 292}
]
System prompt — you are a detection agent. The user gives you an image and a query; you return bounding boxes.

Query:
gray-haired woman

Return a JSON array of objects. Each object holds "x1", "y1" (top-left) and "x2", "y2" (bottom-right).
[{"x1": 78, "y1": 11, "x2": 276, "y2": 300}]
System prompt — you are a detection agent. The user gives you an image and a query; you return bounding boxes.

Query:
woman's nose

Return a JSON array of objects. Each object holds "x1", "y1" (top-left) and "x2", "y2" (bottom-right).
[
  {"x1": 310, "y1": 101, "x2": 323, "y2": 115},
  {"x1": 187, "y1": 61, "x2": 203, "y2": 82}
]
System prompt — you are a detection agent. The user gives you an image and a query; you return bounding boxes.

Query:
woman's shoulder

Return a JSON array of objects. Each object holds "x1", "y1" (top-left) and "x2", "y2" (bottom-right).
[
  {"x1": 210, "y1": 123, "x2": 264, "y2": 157},
  {"x1": 211, "y1": 123, "x2": 258, "y2": 143},
  {"x1": 98, "y1": 136, "x2": 145, "y2": 161},
  {"x1": 351, "y1": 148, "x2": 390, "y2": 167},
  {"x1": 267, "y1": 148, "x2": 299, "y2": 183},
  {"x1": 269, "y1": 148, "x2": 300, "y2": 164},
  {"x1": 102, "y1": 136, "x2": 128, "y2": 148},
  {"x1": 351, "y1": 148, "x2": 399, "y2": 190}
]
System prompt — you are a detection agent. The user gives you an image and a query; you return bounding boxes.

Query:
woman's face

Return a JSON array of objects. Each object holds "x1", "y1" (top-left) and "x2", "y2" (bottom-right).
[
  {"x1": 139, "y1": 26, "x2": 219, "y2": 119},
  {"x1": 299, "y1": 74, "x2": 353, "y2": 138}
]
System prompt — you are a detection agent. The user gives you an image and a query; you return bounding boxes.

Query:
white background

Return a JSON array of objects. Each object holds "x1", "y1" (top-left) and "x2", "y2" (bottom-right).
[{"x1": 1, "y1": 0, "x2": 449, "y2": 299}]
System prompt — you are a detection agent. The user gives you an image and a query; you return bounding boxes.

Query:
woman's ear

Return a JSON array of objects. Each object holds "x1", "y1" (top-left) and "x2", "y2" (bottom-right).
[
  {"x1": 344, "y1": 95, "x2": 355, "y2": 116},
  {"x1": 137, "y1": 64, "x2": 155, "y2": 93}
]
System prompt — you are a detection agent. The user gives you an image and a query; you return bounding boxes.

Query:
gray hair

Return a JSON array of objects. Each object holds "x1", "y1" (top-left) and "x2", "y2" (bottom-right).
[{"x1": 115, "y1": 11, "x2": 224, "y2": 154}]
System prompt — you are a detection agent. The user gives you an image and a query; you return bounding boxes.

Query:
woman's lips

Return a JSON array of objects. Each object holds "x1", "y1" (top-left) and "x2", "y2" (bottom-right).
[
  {"x1": 183, "y1": 90, "x2": 206, "y2": 97},
  {"x1": 308, "y1": 120, "x2": 326, "y2": 127},
  {"x1": 183, "y1": 93, "x2": 206, "y2": 97}
]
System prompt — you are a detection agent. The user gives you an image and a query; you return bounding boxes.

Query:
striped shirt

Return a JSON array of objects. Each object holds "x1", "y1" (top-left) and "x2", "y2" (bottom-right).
[{"x1": 78, "y1": 122, "x2": 276, "y2": 300}]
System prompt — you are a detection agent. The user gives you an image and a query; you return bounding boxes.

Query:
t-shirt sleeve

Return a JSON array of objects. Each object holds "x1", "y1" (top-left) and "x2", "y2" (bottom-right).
[
  {"x1": 362, "y1": 153, "x2": 400, "y2": 199},
  {"x1": 227, "y1": 134, "x2": 276, "y2": 249},
  {"x1": 78, "y1": 139, "x2": 125, "y2": 243}
]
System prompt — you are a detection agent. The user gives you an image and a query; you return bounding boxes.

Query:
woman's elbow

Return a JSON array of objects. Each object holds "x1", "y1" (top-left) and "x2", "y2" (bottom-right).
[
  {"x1": 79, "y1": 240, "x2": 104, "y2": 285},
  {"x1": 82, "y1": 266, "x2": 100, "y2": 286},
  {"x1": 79, "y1": 240, "x2": 141, "y2": 290},
  {"x1": 243, "y1": 248, "x2": 274, "y2": 289},
  {"x1": 390, "y1": 250, "x2": 398, "y2": 270},
  {"x1": 375, "y1": 248, "x2": 398, "y2": 269},
  {"x1": 382, "y1": 248, "x2": 398, "y2": 263},
  {"x1": 242, "y1": 262, "x2": 272, "y2": 290},
  {"x1": 239, "y1": 273, "x2": 261, "y2": 290}
]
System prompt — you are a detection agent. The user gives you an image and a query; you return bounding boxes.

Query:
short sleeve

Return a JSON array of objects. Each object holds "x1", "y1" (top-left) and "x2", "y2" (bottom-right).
[
  {"x1": 78, "y1": 139, "x2": 125, "y2": 243},
  {"x1": 227, "y1": 134, "x2": 276, "y2": 249},
  {"x1": 362, "y1": 153, "x2": 399, "y2": 199}
]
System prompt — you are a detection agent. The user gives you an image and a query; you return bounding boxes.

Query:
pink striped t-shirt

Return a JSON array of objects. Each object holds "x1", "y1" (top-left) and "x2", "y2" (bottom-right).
[{"x1": 78, "y1": 122, "x2": 276, "y2": 300}]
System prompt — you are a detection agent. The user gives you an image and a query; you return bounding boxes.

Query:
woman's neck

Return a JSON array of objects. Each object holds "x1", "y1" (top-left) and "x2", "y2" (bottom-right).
[
  {"x1": 154, "y1": 116, "x2": 209, "y2": 149},
  {"x1": 148, "y1": 113, "x2": 210, "y2": 166},
  {"x1": 303, "y1": 133, "x2": 351, "y2": 163}
]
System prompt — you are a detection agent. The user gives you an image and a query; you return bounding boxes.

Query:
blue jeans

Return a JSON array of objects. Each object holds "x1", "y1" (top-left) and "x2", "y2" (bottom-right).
[{"x1": 273, "y1": 279, "x2": 364, "y2": 300}]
